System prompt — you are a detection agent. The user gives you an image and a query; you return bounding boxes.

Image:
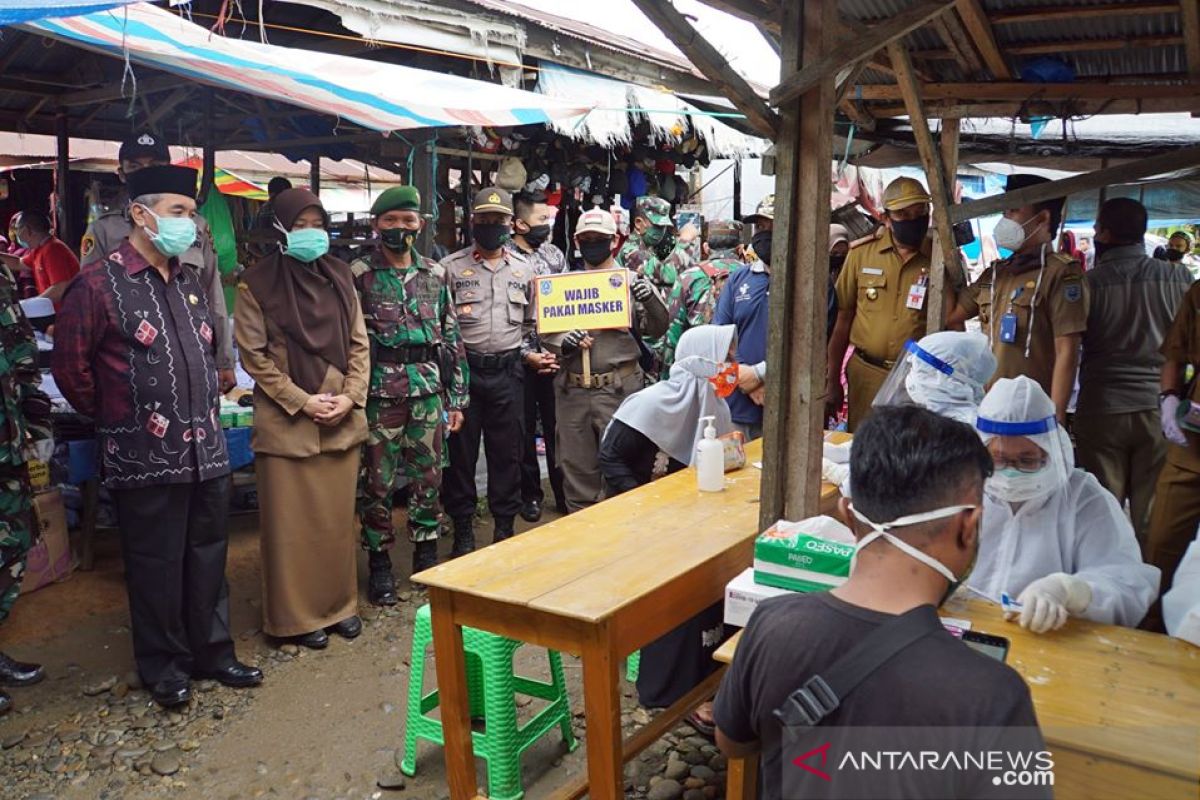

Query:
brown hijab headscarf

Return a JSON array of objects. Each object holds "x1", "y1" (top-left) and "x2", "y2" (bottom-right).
[{"x1": 243, "y1": 188, "x2": 356, "y2": 395}]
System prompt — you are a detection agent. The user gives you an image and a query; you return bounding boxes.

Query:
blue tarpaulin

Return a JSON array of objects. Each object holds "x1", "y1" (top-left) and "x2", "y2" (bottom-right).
[{"x1": 0, "y1": 0, "x2": 138, "y2": 26}]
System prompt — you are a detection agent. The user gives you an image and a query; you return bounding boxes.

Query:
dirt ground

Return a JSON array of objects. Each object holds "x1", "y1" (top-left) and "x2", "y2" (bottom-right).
[{"x1": 1, "y1": 503, "x2": 729, "y2": 800}]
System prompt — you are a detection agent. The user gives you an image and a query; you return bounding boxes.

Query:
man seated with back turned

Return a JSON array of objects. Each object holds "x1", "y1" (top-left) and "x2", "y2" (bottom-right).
[{"x1": 714, "y1": 406, "x2": 1046, "y2": 799}]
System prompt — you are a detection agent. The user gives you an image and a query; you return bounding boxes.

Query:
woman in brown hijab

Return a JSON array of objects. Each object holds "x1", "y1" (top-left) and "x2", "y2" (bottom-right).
[{"x1": 235, "y1": 188, "x2": 369, "y2": 649}]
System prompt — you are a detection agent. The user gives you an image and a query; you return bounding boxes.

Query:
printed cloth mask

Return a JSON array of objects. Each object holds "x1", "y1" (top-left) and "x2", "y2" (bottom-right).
[
  {"x1": 380, "y1": 227, "x2": 417, "y2": 254},
  {"x1": 707, "y1": 361, "x2": 740, "y2": 398},
  {"x1": 850, "y1": 504, "x2": 978, "y2": 606},
  {"x1": 642, "y1": 225, "x2": 668, "y2": 247},
  {"x1": 138, "y1": 206, "x2": 196, "y2": 257},
  {"x1": 473, "y1": 223, "x2": 510, "y2": 251}
]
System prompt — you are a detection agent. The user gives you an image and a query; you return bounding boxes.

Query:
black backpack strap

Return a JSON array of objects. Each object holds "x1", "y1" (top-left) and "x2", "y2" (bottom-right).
[{"x1": 773, "y1": 604, "x2": 943, "y2": 727}]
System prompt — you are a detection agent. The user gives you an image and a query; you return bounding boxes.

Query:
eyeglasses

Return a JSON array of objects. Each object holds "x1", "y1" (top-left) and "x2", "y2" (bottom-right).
[{"x1": 992, "y1": 455, "x2": 1048, "y2": 473}]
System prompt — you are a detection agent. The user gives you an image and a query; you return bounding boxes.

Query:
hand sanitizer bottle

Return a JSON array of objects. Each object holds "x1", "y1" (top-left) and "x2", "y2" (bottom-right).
[{"x1": 696, "y1": 415, "x2": 725, "y2": 492}]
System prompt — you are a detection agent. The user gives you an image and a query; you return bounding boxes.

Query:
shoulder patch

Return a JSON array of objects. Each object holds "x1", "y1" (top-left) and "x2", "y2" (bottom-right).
[
  {"x1": 1064, "y1": 283, "x2": 1083, "y2": 303},
  {"x1": 349, "y1": 259, "x2": 371, "y2": 279}
]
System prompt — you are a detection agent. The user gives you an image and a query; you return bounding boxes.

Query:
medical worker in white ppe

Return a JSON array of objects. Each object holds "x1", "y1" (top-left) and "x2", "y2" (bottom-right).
[
  {"x1": 824, "y1": 332, "x2": 997, "y2": 488},
  {"x1": 970, "y1": 376, "x2": 1160, "y2": 632}
]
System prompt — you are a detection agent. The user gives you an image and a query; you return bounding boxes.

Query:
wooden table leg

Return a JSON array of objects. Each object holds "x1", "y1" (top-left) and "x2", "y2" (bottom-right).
[
  {"x1": 581, "y1": 622, "x2": 622, "y2": 800},
  {"x1": 428, "y1": 587, "x2": 479, "y2": 800},
  {"x1": 726, "y1": 753, "x2": 759, "y2": 800}
]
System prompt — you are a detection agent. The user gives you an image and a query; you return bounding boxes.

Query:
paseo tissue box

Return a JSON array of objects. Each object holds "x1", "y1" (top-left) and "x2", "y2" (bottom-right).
[{"x1": 753, "y1": 515, "x2": 856, "y2": 593}]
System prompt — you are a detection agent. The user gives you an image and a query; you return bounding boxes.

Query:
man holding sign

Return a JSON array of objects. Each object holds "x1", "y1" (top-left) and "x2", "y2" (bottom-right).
[{"x1": 539, "y1": 209, "x2": 668, "y2": 512}]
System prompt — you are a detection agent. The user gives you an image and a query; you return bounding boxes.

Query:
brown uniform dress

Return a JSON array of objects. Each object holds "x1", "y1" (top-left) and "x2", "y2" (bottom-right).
[
  {"x1": 234, "y1": 281, "x2": 370, "y2": 637},
  {"x1": 544, "y1": 268, "x2": 669, "y2": 512},
  {"x1": 1147, "y1": 280, "x2": 1200, "y2": 597},
  {"x1": 834, "y1": 228, "x2": 932, "y2": 431},
  {"x1": 956, "y1": 250, "x2": 1088, "y2": 395}
]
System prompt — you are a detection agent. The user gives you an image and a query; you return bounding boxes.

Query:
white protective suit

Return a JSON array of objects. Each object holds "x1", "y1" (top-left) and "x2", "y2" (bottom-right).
[
  {"x1": 969, "y1": 376, "x2": 1161, "y2": 628},
  {"x1": 1162, "y1": 536, "x2": 1200, "y2": 645}
]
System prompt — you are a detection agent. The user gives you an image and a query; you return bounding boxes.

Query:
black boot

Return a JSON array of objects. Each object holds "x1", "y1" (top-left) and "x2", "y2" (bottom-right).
[
  {"x1": 449, "y1": 517, "x2": 475, "y2": 558},
  {"x1": 367, "y1": 550, "x2": 398, "y2": 607},
  {"x1": 0, "y1": 652, "x2": 44, "y2": 687},
  {"x1": 493, "y1": 516, "x2": 515, "y2": 543},
  {"x1": 412, "y1": 539, "x2": 439, "y2": 574}
]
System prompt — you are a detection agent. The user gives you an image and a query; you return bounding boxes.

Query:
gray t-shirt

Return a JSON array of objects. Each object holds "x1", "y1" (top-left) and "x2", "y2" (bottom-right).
[{"x1": 1078, "y1": 245, "x2": 1194, "y2": 415}]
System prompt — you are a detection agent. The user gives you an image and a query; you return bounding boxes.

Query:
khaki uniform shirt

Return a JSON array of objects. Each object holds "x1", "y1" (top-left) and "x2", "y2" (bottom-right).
[
  {"x1": 440, "y1": 245, "x2": 535, "y2": 354},
  {"x1": 81, "y1": 208, "x2": 234, "y2": 370},
  {"x1": 958, "y1": 250, "x2": 1088, "y2": 395},
  {"x1": 835, "y1": 228, "x2": 933, "y2": 363},
  {"x1": 1159, "y1": 281, "x2": 1200, "y2": 471}
]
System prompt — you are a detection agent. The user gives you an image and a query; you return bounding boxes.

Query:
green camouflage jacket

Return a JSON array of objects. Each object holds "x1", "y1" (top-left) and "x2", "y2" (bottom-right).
[
  {"x1": 0, "y1": 270, "x2": 50, "y2": 467},
  {"x1": 351, "y1": 250, "x2": 469, "y2": 410},
  {"x1": 617, "y1": 234, "x2": 694, "y2": 294},
  {"x1": 657, "y1": 254, "x2": 741, "y2": 378}
]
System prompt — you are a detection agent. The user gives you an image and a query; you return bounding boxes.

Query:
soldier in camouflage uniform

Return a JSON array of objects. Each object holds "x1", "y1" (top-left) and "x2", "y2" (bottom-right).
[
  {"x1": 617, "y1": 196, "x2": 698, "y2": 295},
  {"x1": 0, "y1": 266, "x2": 51, "y2": 714},
  {"x1": 658, "y1": 220, "x2": 744, "y2": 378},
  {"x1": 352, "y1": 186, "x2": 469, "y2": 603}
]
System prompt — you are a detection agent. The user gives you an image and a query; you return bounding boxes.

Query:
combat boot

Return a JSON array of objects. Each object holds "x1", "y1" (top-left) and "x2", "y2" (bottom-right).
[
  {"x1": 367, "y1": 550, "x2": 398, "y2": 606},
  {"x1": 450, "y1": 517, "x2": 475, "y2": 558},
  {"x1": 493, "y1": 516, "x2": 515, "y2": 543},
  {"x1": 412, "y1": 539, "x2": 439, "y2": 574}
]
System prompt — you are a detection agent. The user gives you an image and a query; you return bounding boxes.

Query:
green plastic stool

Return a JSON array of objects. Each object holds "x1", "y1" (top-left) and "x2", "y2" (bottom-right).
[
  {"x1": 401, "y1": 604, "x2": 577, "y2": 800},
  {"x1": 626, "y1": 650, "x2": 641, "y2": 683}
]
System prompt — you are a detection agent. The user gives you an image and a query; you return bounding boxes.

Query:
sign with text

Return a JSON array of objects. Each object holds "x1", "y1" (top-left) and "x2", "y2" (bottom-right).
[{"x1": 535, "y1": 268, "x2": 632, "y2": 335}]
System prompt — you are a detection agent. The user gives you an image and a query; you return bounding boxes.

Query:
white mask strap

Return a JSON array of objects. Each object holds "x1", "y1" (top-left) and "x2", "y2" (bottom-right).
[{"x1": 850, "y1": 504, "x2": 973, "y2": 583}]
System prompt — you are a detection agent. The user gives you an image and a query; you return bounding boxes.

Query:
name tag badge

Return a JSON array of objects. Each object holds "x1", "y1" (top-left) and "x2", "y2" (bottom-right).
[
  {"x1": 905, "y1": 283, "x2": 927, "y2": 310},
  {"x1": 999, "y1": 311, "x2": 1019, "y2": 344},
  {"x1": 862, "y1": 267, "x2": 884, "y2": 275}
]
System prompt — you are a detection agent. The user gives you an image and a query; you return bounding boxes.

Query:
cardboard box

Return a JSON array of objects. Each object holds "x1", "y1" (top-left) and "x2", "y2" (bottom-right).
[
  {"x1": 21, "y1": 489, "x2": 73, "y2": 594},
  {"x1": 753, "y1": 515, "x2": 856, "y2": 593},
  {"x1": 725, "y1": 567, "x2": 790, "y2": 627}
]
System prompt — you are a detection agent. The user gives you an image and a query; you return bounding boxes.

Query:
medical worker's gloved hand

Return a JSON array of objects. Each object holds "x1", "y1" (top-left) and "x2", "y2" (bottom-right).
[
  {"x1": 1161, "y1": 394, "x2": 1188, "y2": 446},
  {"x1": 1007, "y1": 572, "x2": 1092, "y2": 634}
]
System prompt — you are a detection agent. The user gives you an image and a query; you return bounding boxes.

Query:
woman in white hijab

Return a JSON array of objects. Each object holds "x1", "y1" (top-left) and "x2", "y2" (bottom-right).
[
  {"x1": 598, "y1": 323, "x2": 736, "y2": 736},
  {"x1": 600, "y1": 323, "x2": 736, "y2": 494},
  {"x1": 970, "y1": 376, "x2": 1160, "y2": 633}
]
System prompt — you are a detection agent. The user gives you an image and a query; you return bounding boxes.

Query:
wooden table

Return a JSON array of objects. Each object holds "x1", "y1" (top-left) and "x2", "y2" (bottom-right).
[
  {"x1": 413, "y1": 438, "x2": 843, "y2": 799},
  {"x1": 714, "y1": 597, "x2": 1200, "y2": 800}
]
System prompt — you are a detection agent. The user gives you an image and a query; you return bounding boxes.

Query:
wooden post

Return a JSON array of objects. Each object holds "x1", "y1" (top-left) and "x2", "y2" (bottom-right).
[
  {"x1": 759, "y1": 0, "x2": 836, "y2": 528},
  {"x1": 732, "y1": 158, "x2": 742, "y2": 221},
  {"x1": 413, "y1": 131, "x2": 435, "y2": 255},
  {"x1": 54, "y1": 112, "x2": 73, "y2": 251},
  {"x1": 886, "y1": 42, "x2": 961, "y2": 335},
  {"x1": 309, "y1": 154, "x2": 320, "y2": 196}
]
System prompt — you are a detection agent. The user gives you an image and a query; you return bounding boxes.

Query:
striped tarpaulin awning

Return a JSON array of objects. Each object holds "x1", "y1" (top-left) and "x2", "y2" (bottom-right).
[
  {"x1": 0, "y1": 0, "x2": 137, "y2": 26},
  {"x1": 24, "y1": 2, "x2": 594, "y2": 133}
]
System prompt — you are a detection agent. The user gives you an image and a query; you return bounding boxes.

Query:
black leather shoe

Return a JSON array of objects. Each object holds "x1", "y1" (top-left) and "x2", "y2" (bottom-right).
[
  {"x1": 0, "y1": 689, "x2": 11, "y2": 716},
  {"x1": 150, "y1": 681, "x2": 191, "y2": 708},
  {"x1": 195, "y1": 661, "x2": 263, "y2": 688},
  {"x1": 520, "y1": 500, "x2": 543, "y2": 523},
  {"x1": 449, "y1": 518, "x2": 475, "y2": 558},
  {"x1": 329, "y1": 615, "x2": 362, "y2": 640},
  {"x1": 0, "y1": 652, "x2": 44, "y2": 687},
  {"x1": 367, "y1": 550, "x2": 398, "y2": 606},
  {"x1": 294, "y1": 630, "x2": 329, "y2": 650}
]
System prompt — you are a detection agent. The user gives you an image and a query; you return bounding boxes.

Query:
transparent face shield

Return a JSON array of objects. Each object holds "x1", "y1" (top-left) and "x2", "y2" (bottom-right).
[
  {"x1": 872, "y1": 339, "x2": 975, "y2": 413},
  {"x1": 975, "y1": 414, "x2": 1071, "y2": 504}
]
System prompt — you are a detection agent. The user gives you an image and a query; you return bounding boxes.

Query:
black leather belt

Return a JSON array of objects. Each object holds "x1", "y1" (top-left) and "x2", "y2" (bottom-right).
[
  {"x1": 375, "y1": 344, "x2": 438, "y2": 364},
  {"x1": 855, "y1": 351, "x2": 895, "y2": 370},
  {"x1": 466, "y1": 348, "x2": 521, "y2": 370}
]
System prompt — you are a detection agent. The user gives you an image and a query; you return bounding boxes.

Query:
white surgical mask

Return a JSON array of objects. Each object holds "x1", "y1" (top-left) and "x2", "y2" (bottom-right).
[
  {"x1": 986, "y1": 465, "x2": 1057, "y2": 504},
  {"x1": 850, "y1": 504, "x2": 978, "y2": 605},
  {"x1": 993, "y1": 216, "x2": 1037, "y2": 252}
]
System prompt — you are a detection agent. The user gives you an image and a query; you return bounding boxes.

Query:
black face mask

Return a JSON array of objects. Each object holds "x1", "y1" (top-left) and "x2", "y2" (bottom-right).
[
  {"x1": 890, "y1": 215, "x2": 930, "y2": 248},
  {"x1": 578, "y1": 238, "x2": 613, "y2": 266},
  {"x1": 380, "y1": 227, "x2": 418, "y2": 254},
  {"x1": 829, "y1": 253, "x2": 846, "y2": 277},
  {"x1": 521, "y1": 223, "x2": 552, "y2": 250},
  {"x1": 751, "y1": 230, "x2": 772, "y2": 267},
  {"x1": 1164, "y1": 248, "x2": 1185, "y2": 262},
  {"x1": 473, "y1": 223, "x2": 510, "y2": 252}
]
